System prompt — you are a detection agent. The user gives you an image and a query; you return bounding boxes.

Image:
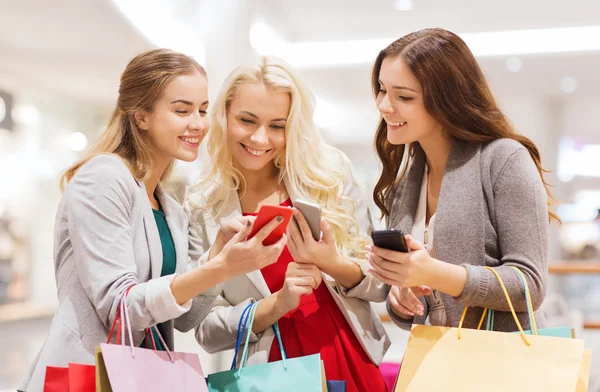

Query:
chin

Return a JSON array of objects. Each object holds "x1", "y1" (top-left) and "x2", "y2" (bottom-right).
[
  {"x1": 387, "y1": 136, "x2": 412, "y2": 145},
  {"x1": 176, "y1": 152, "x2": 199, "y2": 163},
  {"x1": 234, "y1": 155, "x2": 273, "y2": 172}
]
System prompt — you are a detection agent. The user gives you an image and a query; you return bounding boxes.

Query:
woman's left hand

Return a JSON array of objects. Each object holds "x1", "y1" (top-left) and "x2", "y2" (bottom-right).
[
  {"x1": 287, "y1": 208, "x2": 340, "y2": 270},
  {"x1": 367, "y1": 235, "x2": 438, "y2": 288}
]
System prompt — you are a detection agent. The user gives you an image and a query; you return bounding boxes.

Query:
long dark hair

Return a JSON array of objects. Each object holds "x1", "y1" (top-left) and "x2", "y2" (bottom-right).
[{"x1": 372, "y1": 28, "x2": 558, "y2": 223}]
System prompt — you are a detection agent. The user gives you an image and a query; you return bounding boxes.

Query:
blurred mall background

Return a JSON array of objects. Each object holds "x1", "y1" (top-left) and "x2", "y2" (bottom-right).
[{"x1": 1, "y1": 0, "x2": 600, "y2": 390}]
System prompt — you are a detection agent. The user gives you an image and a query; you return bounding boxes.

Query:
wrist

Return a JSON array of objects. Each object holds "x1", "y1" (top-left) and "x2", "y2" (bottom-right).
[
  {"x1": 272, "y1": 291, "x2": 291, "y2": 315},
  {"x1": 320, "y1": 253, "x2": 344, "y2": 276},
  {"x1": 427, "y1": 258, "x2": 444, "y2": 289},
  {"x1": 428, "y1": 259, "x2": 467, "y2": 297},
  {"x1": 204, "y1": 254, "x2": 233, "y2": 281},
  {"x1": 209, "y1": 234, "x2": 226, "y2": 260}
]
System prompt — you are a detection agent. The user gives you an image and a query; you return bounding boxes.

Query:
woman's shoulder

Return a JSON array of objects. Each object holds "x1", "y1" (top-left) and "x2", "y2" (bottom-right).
[
  {"x1": 74, "y1": 154, "x2": 137, "y2": 184},
  {"x1": 66, "y1": 154, "x2": 139, "y2": 199},
  {"x1": 481, "y1": 138, "x2": 528, "y2": 165},
  {"x1": 480, "y1": 138, "x2": 539, "y2": 187}
]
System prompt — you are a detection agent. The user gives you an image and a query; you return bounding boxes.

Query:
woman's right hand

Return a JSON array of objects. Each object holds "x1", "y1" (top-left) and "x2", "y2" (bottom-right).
[
  {"x1": 388, "y1": 285, "x2": 431, "y2": 319},
  {"x1": 217, "y1": 216, "x2": 287, "y2": 277},
  {"x1": 275, "y1": 262, "x2": 322, "y2": 313}
]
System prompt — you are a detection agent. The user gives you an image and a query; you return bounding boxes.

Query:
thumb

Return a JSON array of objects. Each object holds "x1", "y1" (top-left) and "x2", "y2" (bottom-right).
[
  {"x1": 405, "y1": 234, "x2": 425, "y2": 251},
  {"x1": 232, "y1": 219, "x2": 253, "y2": 242},
  {"x1": 320, "y1": 218, "x2": 333, "y2": 244}
]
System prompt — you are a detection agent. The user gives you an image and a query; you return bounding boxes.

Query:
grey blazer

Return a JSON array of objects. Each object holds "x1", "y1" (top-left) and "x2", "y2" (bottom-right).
[
  {"x1": 386, "y1": 138, "x2": 549, "y2": 332},
  {"x1": 20, "y1": 155, "x2": 216, "y2": 392}
]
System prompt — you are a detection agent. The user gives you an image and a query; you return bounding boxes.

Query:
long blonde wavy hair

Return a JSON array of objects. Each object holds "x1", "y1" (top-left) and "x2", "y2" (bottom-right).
[
  {"x1": 61, "y1": 49, "x2": 206, "y2": 190},
  {"x1": 188, "y1": 56, "x2": 366, "y2": 256}
]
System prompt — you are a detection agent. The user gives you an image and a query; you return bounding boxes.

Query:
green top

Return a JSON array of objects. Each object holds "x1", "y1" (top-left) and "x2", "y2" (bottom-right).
[
  {"x1": 152, "y1": 207, "x2": 177, "y2": 277},
  {"x1": 141, "y1": 204, "x2": 176, "y2": 351}
]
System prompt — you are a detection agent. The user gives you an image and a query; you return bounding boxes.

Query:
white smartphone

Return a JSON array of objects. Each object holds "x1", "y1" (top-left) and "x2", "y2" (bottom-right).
[{"x1": 294, "y1": 199, "x2": 322, "y2": 241}]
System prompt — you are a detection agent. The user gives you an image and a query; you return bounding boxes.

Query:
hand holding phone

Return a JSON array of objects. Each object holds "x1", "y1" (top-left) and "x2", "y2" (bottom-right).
[
  {"x1": 370, "y1": 229, "x2": 408, "y2": 252},
  {"x1": 293, "y1": 199, "x2": 322, "y2": 241},
  {"x1": 247, "y1": 205, "x2": 294, "y2": 245}
]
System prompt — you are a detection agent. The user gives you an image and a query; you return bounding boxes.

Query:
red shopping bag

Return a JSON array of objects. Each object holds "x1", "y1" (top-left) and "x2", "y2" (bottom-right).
[
  {"x1": 43, "y1": 366, "x2": 69, "y2": 392},
  {"x1": 68, "y1": 363, "x2": 96, "y2": 392}
]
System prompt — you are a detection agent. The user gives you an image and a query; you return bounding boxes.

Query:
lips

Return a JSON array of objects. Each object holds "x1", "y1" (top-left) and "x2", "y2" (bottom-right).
[
  {"x1": 386, "y1": 121, "x2": 407, "y2": 127},
  {"x1": 241, "y1": 143, "x2": 271, "y2": 157},
  {"x1": 179, "y1": 136, "x2": 200, "y2": 147}
]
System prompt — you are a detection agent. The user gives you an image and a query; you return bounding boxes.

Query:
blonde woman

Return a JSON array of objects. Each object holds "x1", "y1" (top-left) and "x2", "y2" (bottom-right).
[
  {"x1": 20, "y1": 49, "x2": 285, "y2": 392},
  {"x1": 186, "y1": 57, "x2": 390, "y2": 392}
]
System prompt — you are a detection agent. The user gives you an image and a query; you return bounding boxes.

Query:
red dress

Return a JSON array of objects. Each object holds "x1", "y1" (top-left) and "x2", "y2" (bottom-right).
[{"x1": 244, "y1": 199, "x2": 387, "y2": 392}]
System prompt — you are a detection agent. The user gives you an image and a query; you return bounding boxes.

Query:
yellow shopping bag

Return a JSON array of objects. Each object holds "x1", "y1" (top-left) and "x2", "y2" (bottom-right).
[{"x1": 395, "y1": 267, "x2": 586, "y2": 392}]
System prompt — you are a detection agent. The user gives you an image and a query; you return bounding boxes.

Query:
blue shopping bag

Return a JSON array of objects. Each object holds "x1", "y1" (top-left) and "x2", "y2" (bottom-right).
[
  {"x1": 207, "y1": 302, "x2": 324, "y2": 391},
  {"x1": 326, "y1": 380, "x2": 346, "y2": 391}
]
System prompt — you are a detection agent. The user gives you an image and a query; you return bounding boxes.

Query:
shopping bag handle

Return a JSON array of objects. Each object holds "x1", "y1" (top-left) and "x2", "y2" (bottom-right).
[
  {"x1": 230, "y1": 302, "x2": 255, "y2": 370},
  {"x1": 106, "y1": 285, "x2": 175, "y2": 363},
  {"x1": 457, "y1": 266, "x2": 531, "y2": 346},
  {"x1": 484, "y1": 267, "x2": 539, "y2": 335},
  {"x1": 237, "y1": 302, "x2": 289, "y2": 377}
]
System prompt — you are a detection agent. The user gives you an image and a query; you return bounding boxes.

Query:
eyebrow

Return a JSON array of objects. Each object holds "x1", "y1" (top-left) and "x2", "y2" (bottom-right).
[
  {"x1": 241, "y1": 110, "x2": 287, "y2": 122},
  {"x1": 378, "y1": 80, "x2": 417, "y2": 92},
  {"x1": 171, "y1": 99, "x2": 209, "y2": 105}
]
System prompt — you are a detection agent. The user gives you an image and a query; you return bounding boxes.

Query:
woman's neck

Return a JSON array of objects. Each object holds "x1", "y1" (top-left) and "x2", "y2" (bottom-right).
[
  {"x1": 145, "y1": 155, "x2": 171, "y2": 209},
  {"x1": 238, "y1": 162, "x2": 280, "y2": 191},
  {"x1": 420, "y1": 132, "x2": 452, "y2": 176}
]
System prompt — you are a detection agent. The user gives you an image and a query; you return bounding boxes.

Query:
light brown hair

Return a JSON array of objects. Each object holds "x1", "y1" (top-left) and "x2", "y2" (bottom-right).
[{"x1": 61, "y1": 49, "x2": 206, "y2": 190}]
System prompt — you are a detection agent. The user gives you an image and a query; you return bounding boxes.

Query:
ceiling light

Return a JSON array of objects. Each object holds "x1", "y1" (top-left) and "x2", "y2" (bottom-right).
[
  {"x1": 109, "y1": 0, "x2": 206, "y2": 64},
  {"x1": 395, "y1": 0, "x2": 413, "y2": 11},
  {"x1": 560, "y1": 77, "x2": 577, "y2": 93},
  {"x1": 67, "y1": 132, "x2": 88, "y2": 152},
  {"x1": 250, "y1": 24, "x2": 600, "y2": 68},
  {"x1": 12, "y1": 105, "x2": 40, "y2": 125},
  {"x1": 505, "y1": 56, "x2": 522, "y2": 72}
]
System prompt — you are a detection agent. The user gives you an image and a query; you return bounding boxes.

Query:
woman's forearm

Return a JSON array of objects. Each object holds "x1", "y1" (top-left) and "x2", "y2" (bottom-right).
[
  {"x1": 170, "y1": 254, "x2": 231, "y2": 305},
  {"x1": 320, "y1": 255, "x2": 364, "y2": 289},
  {"x1": 429, "y1": 259, "x2": 467, "y2": 297},
  {"x1": 251, "y1": 292, "x2": 289, "y2": 334}
]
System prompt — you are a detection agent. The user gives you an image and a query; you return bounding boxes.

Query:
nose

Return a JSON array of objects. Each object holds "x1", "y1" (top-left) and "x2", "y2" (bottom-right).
[
  {"x1": 189, "y1": 111, "x2": 208, "y2": 133},
  {"x1": 249, "y1": 125, "x2": 269, "y2": 146},
  {"x1": 377, "y1": 92, "x2": 393, "y2": 114}
]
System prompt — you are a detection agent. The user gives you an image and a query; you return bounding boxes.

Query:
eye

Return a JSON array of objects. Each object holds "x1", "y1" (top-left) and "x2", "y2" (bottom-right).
[
  {"x1": 176, "y1": 110, "x2": 188, "y2": 114},
  {"x1": 399, "y1": 96, "x2": 413, "y2": 101},
  {"x1": 199, "y1": 110, "x2": 208, "y2": 116},
  {"x1": 270, "y1": 124, "x2": 285, "y2": 130},
  {"x1": 241, "y1": 118, "x2": 255, "y2": 124}
]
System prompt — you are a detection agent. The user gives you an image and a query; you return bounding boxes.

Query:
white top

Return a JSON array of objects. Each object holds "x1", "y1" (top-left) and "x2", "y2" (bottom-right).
[
  {"x1": 412, "y1": 164, "x2": 447, "y2": 326},
  {"x1": 412, "y1": 164, "x2": 436, "y2": 256}
]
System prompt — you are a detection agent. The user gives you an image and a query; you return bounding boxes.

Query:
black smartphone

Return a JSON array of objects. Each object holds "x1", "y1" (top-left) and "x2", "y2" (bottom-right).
[{"x1": 371, "y1": 229, "x2": 408, "y2": 252}]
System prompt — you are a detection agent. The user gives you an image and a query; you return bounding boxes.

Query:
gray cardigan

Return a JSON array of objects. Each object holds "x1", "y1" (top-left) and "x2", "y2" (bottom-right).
[
  {"x1": 20, "y1": 155, "x2": 217, "y2": 392},
  {"x1": 386, "y1": 138, "x2": 549, "y2": 332}
]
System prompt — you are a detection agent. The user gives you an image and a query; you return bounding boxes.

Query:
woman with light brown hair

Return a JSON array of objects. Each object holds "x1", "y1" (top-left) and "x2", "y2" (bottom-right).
[
  {"x1": 366, "y1": 28, "x2": 556, "y2": 333},
  {"x1": 19, "y1": 49, "x2": 285, "y2": 392}
]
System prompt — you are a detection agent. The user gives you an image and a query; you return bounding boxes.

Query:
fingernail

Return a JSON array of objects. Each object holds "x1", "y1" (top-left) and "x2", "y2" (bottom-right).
[
  {"x1": 365, "y1": 245, "x2": 372, "y2": 251},
  {"x1": 407, "y1": 312, "x2": 415, "y2": 316},
  {"x1": 276, "y1": 216, "x2": 283, "y2": 222},
  {"x1": 417, "y1": 305, "x2": 424, "y2": 312}
]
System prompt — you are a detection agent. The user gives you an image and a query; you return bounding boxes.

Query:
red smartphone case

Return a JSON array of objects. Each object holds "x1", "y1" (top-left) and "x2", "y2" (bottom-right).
[{"x1": 247, "y1": 204, "x2": 294, "y2": 245}]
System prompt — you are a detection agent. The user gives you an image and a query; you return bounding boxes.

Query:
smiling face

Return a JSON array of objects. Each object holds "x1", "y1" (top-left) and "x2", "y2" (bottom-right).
[
  {"x1": 226, "y1": 82, "x2": 290, "y2": 173},
  {"x1": 375, "y1": 55, "x2": 443, "y2": 145},
  {"x1": 136, "y1": 70, "x2": 209, "y2": 164}
]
